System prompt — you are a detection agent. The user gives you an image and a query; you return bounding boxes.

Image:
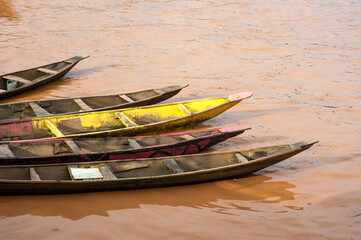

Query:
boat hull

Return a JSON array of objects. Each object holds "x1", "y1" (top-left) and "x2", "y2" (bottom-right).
[
  {"x1": 0, "y1": 141, "x2": 317, "y2": 195},
  {"x1": 0, "y1": 55, "x2": 88, "y2": 100},
  {"x1": 0, "y1": 92, "x2": 253, "y2": 141},
  {"x1": 0, "y1": 84, "x2": 188, "y2": 121},
  {"x1": 0, "y1": 127, "x2": 249, "y2": 165}
]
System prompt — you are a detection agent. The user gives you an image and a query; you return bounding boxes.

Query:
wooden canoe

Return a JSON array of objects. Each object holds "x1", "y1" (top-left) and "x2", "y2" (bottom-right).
[
  {"x1": 0, "y1": 84, "x2": 188, "y2": 121},
  {"x1": 0, "y1": 126, "x2": 250, "y2": 165},
  {"x1": 0, "y1": 55, "x2": 89, "y2": 100},
  {"x1": 0, "y1": 140, "x2": 317, "y2": 195},
  {"x1": 0, "y1": 92, "x2": 253, "y2": 141}
]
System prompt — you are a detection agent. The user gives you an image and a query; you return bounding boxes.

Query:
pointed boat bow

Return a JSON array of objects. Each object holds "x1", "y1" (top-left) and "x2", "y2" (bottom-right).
[
  {"x1": 290, "y1": 140, "x2": 319, "y2": 151},
  {"x1": 218, "y1": 126, "x2": 252, "y2": 133},
  {"x1": 228, "y1": 92, "x2": 253, "y2": 102},
  {"x1": 63, "y1": 54, "x2": 90, "y2": 64}
]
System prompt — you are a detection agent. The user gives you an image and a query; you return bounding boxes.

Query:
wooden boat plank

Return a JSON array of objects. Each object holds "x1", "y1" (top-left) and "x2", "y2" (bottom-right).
[
  {"x1": 37, "y1": 68, "x2": 58, "y2": 75},
  {"x1": 65, "y1": 140, "x2": 82, "y2": 154},
  {"x1": 164, "y1": 159, "x2": 184, "y2": 173},
  {"x1": 29, "y1": 168, "x2": 41, "y2": 181},
  {"x1": 180, "y1": 134, "x2": 195, "y2": 141},
  {"x1": 74, "y1": 98, "x2": 93, "y2": 111},
  {"x1": 119, "y1": 94, "x2": 135, "y2": 103},
  {"x1": 2, "y1": 75, "x2": 32, "y2": 84},
  {"x1": 67, "y1": 164, "x2": 77, "y2": 180},
  {"x1": 71, "y1": 167, "x2": 103, "y2": 180},
  {"x1": 29, "y1": 102, "x2": 51, "y2": 117},
  {"x1": 99, "y1": 165, "x2": 117, "y2": 180},
  {"x1": 0, "y1": 144, "x2": 15, "y2": 158},
  {"x1": 128, "y1": 138, "x2": 142, "y2": 149},
  {"x1": 178, "y1": 103, "x2": 192, "y2": 114},
  {"x1": 45, "y1": 120, "x2": 64, "y2": 137},
  {"x1": 154, "y1": 89, "x2": 166, "y2": 95},
  {"x1": 114, "y1": 112, "x2": 138, "y2": 128},
  {"x1": 235, "y1": 153, "x2": 249, "y2": 163}
]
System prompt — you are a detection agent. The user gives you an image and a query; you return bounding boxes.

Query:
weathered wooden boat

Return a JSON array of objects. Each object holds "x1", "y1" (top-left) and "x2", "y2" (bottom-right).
[
  {"x1": 0, "y1": 140, "x2": 317, "y2": 195},
  {"x1": 0, "y1": 126, "x2": 250, "y2": 165},
  {"x1": 0, "y1": 92, "x2": 253, "y2": 141},
  {"x1": 0, "y1": 55, "x2": 89, "y2": 100},
  {"x1": 0, "y1": 84, "x2": 189, "y2": 121}
]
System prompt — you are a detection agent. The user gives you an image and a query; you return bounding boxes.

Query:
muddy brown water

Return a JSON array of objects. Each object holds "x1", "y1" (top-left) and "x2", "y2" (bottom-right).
[{"x1": 0, "y1": 0, "x2": 360, "y2": 239}]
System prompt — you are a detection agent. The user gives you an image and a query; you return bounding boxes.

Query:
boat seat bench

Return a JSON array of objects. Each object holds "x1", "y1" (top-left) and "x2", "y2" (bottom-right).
[
  {"x1": 30, "y1": 167, "x2": 41, "y2": 181},
  {"x1": 74, "y1": 98, "x2": 93, "y2": 111},
  {"x1": 0, "y1": 144, "x2": 15, "y2": 158},
  {"x1": 3, "y1": 75, "x2": 32, "y2": 84},
  {"x1": 235, "y1": 153, "x2": 249, "y2": 163},
  {"x1": 128, "y1": 138, "x2": 142, "y2": 149},
  {"x1": 164, "y1": 159, "x2": 184, "y2": 173},
  {"x1": 178, "y1": 103, "x2": 192, "y2": 115},
  {"x1": 154, "y1": 89, "x2": 166, "y2": 95},
  {"x1": 29, "y1": 102, "x2": 51, "y2": 116},
  {"x1": 119, "y1": 94, "x2": 135, "y2": 103},
  {"x1": 114, "y1": 112, "x2": 138, "y2": 127},
  {"x1": 44, "y1": 120, "x2": 82, "y2": 154},
  {"x1": 180, "y1": 134, "x2": 195, "y2": 141},
  {"x1": 99, "y1": 165, "x2": 117, "y2": 180},
  {"x1": 37, "y1": 68, "x2": 58, "y2": 75}
]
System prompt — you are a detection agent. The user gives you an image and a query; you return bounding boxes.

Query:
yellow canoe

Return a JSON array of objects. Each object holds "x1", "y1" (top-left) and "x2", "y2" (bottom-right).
[{"x1": 0, "y1": 92, "x2": 252, "y2": 141}]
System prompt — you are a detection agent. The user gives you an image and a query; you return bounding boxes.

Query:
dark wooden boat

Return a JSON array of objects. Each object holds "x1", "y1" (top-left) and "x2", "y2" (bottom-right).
[
  {"x1": 0, "y1": 84, "x2": 188, "y2": 121},
  {"x1": 0, "y1": 126, "x2": 250, "y2": 165},
  {"x1": 0, "y1": 55, "x2": 89, "y2": 100},
  {"x1": 0, "y1": 140, "x2": 317, "y2": 195},
  {"x1": 0, "y1": 92, "x2": 253, "y2": 141}
]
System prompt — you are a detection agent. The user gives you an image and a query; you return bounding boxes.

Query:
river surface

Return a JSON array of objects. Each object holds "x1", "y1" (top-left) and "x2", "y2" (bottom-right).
[{"x1": 0, "y1": 0, "x2": 360, "y2": 239}]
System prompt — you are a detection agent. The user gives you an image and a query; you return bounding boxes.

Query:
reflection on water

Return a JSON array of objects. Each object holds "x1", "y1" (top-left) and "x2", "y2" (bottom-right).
[
  {"x1": 0, "y1": 175, "x2": 296, "y2": 220},
  {"x1": 0, "y1": 0, "x2": 19, "y2": 21}
]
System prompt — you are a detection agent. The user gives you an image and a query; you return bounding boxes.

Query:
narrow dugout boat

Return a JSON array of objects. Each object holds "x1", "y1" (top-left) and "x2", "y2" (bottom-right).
[
  {"x1": 0, "y1": 55, "x2": 89, "y2": 100},
  {"x1": 0, "y1": 126, "x2": 250, "y2": 165},
  {"x1": 0, "y1": 84, "x2": 188, "y2": 121},
  {"x1": 0, "y1": 140, "x2": 317, "y2": 195},
  {"x1": 0, "y1": 91, "x2": 253, "y2": 141}
]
